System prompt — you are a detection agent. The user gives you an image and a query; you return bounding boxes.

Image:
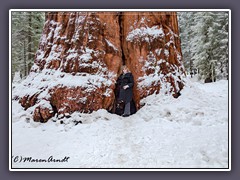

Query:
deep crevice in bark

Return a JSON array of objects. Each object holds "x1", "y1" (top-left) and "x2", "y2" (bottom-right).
[
  {"x1": 118, "y1": 13, "x2": 126, "y2": 65},
  {"x1": 111, "y1": 13, "x2": 137, "y2": 116}
]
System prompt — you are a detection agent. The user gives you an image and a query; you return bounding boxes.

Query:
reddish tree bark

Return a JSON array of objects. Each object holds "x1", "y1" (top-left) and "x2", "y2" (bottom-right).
[{"x1": 18, "y1": 11, "x2": 185, "y2": 122}]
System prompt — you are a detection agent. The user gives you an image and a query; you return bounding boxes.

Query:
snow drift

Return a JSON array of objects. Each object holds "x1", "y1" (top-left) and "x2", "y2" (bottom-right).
[{"x1": 12, "y1": 79, "x2": 229, "y2": 168}]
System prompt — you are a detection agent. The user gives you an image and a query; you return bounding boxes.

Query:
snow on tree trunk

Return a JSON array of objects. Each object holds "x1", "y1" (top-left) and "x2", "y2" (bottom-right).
[
  {"x1": 122, "y1": 12, "x2": 185, "y2": 109},
  {"x1": 15, "y1": 12, "x2": 185, "y2": 122}
]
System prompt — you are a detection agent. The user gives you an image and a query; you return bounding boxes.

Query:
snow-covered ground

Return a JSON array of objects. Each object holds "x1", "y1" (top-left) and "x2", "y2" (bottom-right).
[{"x1": 11, "y1": 78, "x2": 229, "y2": 169}]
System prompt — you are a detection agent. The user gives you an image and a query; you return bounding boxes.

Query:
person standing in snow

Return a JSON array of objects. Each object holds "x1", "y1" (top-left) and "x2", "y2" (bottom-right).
[{"x1": 116, "y1": 66, "x2": 134, "y2": 117}]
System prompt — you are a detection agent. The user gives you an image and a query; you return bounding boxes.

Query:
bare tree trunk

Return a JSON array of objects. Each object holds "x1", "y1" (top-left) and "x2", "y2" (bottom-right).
[
  {"x1": 27, "y1": 12, "x2": 32, "y2": 75},
  {"x1": 19, "y1": 12, "x2": 186, "y2": 122},
  {"x1": 23, "y1": 40, "x2": 27, "y2": 77}
]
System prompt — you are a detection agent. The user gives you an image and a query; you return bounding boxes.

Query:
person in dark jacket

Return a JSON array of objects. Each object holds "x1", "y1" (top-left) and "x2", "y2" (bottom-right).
[{"x1": 116, "y1": 66, "x2": 134, "y2": 117}]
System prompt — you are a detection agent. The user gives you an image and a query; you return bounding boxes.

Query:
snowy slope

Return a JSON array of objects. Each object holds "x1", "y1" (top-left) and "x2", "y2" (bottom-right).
[{"x1": 11, "y1": 78, "x2": 229, "y2": 169}]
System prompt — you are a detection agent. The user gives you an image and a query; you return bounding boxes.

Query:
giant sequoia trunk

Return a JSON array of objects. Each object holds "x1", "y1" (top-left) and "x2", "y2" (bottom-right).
[{"x1": 16, "y1": 11, "x2": 185, "y2": 122}]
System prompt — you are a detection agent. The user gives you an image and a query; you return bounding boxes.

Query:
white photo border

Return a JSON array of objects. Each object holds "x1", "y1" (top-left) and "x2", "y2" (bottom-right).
[{"x1": 9, "y1": 9, "x2": 231, "y2": 171}]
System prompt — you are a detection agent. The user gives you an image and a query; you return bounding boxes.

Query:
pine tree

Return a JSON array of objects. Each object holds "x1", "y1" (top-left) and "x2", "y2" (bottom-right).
[
  {"x1": 192, "y1": 12, "x2": 215, "y2": 81},
  {"x1": 11, "y1": 11, "x2": 44, "y2": 80},
  {"x1": 214, "y1": 12, "x2": 229, "y2": 79},
  {"x1": 178, "y1": 11, "x2": 229, "y2": 81},
  {"x1": 178, "y1": 12, "x2": 195, "y2": 76}
]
